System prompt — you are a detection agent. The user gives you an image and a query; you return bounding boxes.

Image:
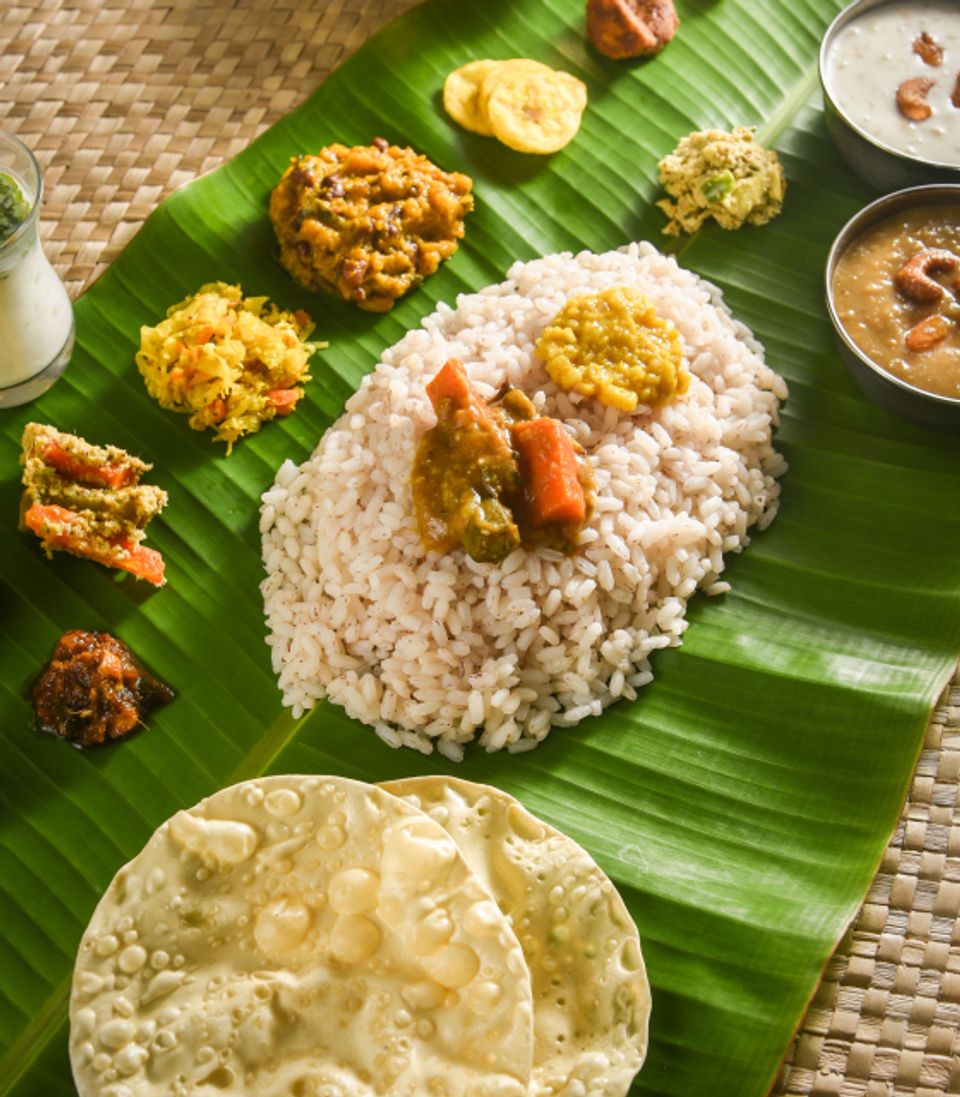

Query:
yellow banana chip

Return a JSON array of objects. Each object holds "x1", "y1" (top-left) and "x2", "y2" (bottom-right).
[
  {"x1": 444, "y1": 57, "x2": 588, "y2": 155},
  {"x1": 443, "y1": 59, "x2": 498, "y2": 136},
  {"x1": 484, "y1": 67, "x2": 587, "y2": 155},
  {"x1": 476, "y1": 58, "x2": 557, "y2": 122}
]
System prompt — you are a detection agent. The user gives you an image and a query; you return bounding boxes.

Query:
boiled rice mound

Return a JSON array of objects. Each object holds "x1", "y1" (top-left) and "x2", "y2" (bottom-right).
[{"x1": 260, "y1": 243, "x2": 787, "y2": 759}]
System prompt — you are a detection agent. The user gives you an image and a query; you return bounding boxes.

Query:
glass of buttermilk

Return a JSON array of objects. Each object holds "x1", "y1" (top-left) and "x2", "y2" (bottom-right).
[{"x1": 0, "y1": 133, "x2": 74, "y2": 408}]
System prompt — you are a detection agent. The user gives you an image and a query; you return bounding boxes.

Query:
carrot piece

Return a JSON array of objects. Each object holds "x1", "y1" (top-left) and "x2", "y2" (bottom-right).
[
  {"x1": 426, "y1": 358, "x2": 475, "y2": 412},
  {"x1": 24, "y1": 503, "x2": 166, "y2": 586},
  {"x1": 24, "y1": 502, "x2": 80, "y2": 542},
  {"x1": 38, "y1": 441, "x2": 135, "y2": 489},
  {"x1": 424, "y1": 360, "x2": 516, "y2": 470},
  {"x1": 512, "y1": 417, "x2": 586, "y2": 526},
  {"x1": 266, "y1": 388, "x2": 302, "y2": 415},
  {"x1": 117, "y1": 544, "x2": 166, "y2": 587},
  {"x1": 425, "y1": 358, "x2": 505, "y2": 436}
]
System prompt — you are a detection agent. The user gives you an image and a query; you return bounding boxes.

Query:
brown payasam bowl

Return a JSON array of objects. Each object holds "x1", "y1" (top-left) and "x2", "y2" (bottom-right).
[
  {"x1": 825, "y1": 184, "x2": 960, "y2": 432},
  {"x1": 819, "y1": 0, "x2": 960, "y2": 193}
]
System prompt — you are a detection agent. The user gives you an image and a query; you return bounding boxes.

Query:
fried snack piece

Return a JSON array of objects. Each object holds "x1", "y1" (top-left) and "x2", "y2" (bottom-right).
[
  {"x1": 70, "y1": 776, "x2": 535, "y2": 1097},
  {"x1": 443, "y1": 59, "x2": 588, "y2": 155},
  {"x1": 586, "y1": 0, "x2": 679, "y2": 60},
  {"x1": 20, "y1": 423, "x2": 168, "y2": 585},
  {"x1": 483, "y1": 64, "x2": 588, "y2": 154},
  {"x1": 475, "y1": 59, "x2": 557, "y2": 123},
  {"x1": 269, "y1": 140, "x2": 474, "y2": 312},
  {"x1": 443, "y1": 59, "x2": 499, "y2": 136}
]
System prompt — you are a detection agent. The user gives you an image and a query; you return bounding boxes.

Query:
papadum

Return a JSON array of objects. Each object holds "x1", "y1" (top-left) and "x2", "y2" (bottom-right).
[
  {"x1": 382, "y1": 776, "x2": 650, "y2": 1097},
  {"x1": 70, "y1": 775, "x2": 534, "y2": 1097}
]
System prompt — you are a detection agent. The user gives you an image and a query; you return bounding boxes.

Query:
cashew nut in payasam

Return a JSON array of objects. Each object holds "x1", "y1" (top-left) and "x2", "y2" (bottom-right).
[
  {"x1": 895, "y1": 249, "x2": 960, "y2": 355},
  {"x1": 896, "y1": 77, "x2": 935, "y2": 121},
  {"x1": 912, "y1": 31, "x2": 944, "y2": 68},
  {"x1": 905, "y1": 314, "x2": 952, "y2": 353},
  {"x1": 894, "y1": 249, "x2": 960, "y2": 303}
]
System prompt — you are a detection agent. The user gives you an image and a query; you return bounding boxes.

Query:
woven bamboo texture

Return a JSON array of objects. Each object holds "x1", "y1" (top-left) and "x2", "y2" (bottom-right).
[{"x1": 2, "y1": 2, "x2": 958, "y2": 1094}]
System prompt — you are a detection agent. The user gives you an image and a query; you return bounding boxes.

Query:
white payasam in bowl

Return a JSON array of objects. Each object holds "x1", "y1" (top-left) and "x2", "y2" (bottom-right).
[{"x1": 820, "y1": 0, "x2": 960, "y2": 190}]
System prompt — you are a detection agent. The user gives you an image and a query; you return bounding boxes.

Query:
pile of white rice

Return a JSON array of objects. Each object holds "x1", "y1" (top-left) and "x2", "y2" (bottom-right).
[{"x1": 260, "y1": 243, "x2": 787, "y2": 759}]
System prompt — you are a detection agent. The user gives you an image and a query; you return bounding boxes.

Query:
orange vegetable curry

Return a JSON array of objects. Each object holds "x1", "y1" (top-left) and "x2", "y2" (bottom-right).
[{"x1": 411, "y1": 359, "x2": 593, "y2": 563}]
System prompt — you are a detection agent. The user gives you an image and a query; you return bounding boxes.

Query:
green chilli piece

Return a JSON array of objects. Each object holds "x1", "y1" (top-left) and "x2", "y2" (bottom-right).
[{"x1": 701, "y1": 170, "x2": 736, "y2": 204}]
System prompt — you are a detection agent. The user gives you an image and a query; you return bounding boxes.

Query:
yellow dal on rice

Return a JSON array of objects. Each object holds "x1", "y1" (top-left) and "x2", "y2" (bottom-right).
[{"x1": 535, "y1": 286, "x2": 688, "y2": 412}]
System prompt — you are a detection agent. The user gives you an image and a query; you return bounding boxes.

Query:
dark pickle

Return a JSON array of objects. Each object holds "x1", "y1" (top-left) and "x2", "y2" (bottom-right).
[{"x1": 32, "y1": 629, "x2": 174, "y2": 748}]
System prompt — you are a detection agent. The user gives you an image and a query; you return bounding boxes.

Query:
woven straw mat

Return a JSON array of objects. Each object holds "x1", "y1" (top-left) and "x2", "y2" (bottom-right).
[{"x1": 3, "y1": 2, "x2": 959, "y2": 1094}]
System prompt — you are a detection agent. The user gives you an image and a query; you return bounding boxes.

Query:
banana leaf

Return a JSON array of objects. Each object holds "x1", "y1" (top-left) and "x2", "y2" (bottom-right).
[{"x1": 2, "y1": 0, "x2": 959, "y2": 1094}]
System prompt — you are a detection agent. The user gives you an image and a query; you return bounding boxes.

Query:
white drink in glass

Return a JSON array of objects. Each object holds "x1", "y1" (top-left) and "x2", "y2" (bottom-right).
[{"x1": 0, "y1": 133, "x2": 74, "y2": 408}]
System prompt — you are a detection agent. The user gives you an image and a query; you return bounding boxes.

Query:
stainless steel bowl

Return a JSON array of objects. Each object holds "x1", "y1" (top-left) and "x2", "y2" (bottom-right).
[
  {"x1": 825, "y1": 184, "x2": 960, "y2": 432},
  {"x1": 819, "y1": 0, "x2": 960, "y2": 193}
]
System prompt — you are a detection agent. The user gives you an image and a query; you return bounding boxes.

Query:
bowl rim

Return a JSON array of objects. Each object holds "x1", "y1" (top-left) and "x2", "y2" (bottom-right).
[
  {"x1": 819, "y1": 0, "x2": 960, "y2": 175},
  {"x1": 824, "y1": 183, "x2": 960, "y2": 411}
]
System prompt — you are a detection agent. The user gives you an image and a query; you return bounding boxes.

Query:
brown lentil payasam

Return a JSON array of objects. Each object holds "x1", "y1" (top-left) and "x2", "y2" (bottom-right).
[
  {"x1": 832, "y1": 204, "x2": 960, "y2": 400},
  {"x1": 269, "y1": 139, "x2": 474, "y2": 312}
]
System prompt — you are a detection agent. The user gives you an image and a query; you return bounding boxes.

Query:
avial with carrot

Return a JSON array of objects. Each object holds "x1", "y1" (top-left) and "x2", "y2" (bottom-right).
[{"x1": 411, "y1": 357, "x2": 593, "y2": 565}]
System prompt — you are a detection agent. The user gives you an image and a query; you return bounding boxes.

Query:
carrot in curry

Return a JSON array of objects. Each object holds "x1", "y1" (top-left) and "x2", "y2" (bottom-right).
[
  {"x1": 426, "y1": 358, "x2": 505, "y2": 444},
  {"x1": 426, "y1": 357, "x2": 474, "y2": 409},
  {"x1": 412, "y1": 358, "x2": 592, "y2": 563},
  {"x1": 513, "y1": 416, "x2": 586, "y2": 526}
]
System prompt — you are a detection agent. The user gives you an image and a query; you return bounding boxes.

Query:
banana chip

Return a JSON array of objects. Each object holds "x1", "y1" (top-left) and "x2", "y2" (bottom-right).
[
  {"x1": 486, "y1": 68, "x2": 587, "y2": 154},
  {"x1": 443, "y1": 59, "x2": 498, "y2": 136},
  {"x1": 443, "y1": 57, "x2": 587, "y2": 155},
  {"x1": 476, "y1": 58, "x2": 556, "y2": 123}
]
